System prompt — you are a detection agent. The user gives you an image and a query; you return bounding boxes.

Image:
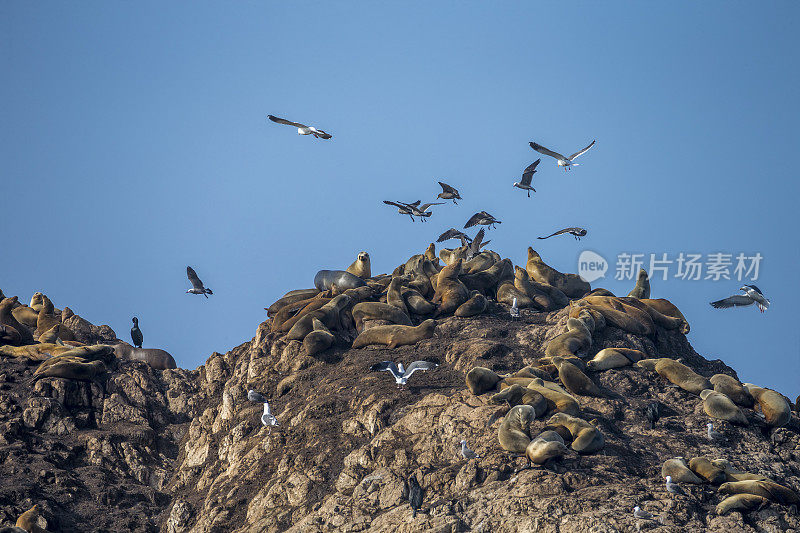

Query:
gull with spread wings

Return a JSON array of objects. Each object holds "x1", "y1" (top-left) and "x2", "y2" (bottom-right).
[
  {"x1": 267, "y1": 115, "x2": 332, "y2": 139},
  {"x1": 530, "y1": 140, "x2": 595, "y2": 170},
  {"x1": 436, "y1": 182, "x2": 462, "y2": 204},
  {"x1": 710, "y1": 285, "x2": 770, "y2": 313},
  {"x1": 464, "y1": 211, "x2": 501, "y2": 230},
  {"x1": 186, "y1": 267, "x2": 213, "y2": 298},
  {"x1": 513, "y1": 158, "x2": 540, "y2": 197},
  {"x1": 538, "y1": 227, "x2": 588, "y2": 240}
]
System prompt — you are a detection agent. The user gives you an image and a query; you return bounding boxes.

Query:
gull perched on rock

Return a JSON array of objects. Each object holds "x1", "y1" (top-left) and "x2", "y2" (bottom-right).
[
  {"x1": 513, "y1": 158, "x2": 540, "y2": 197},
  {"x1": 530, "y1": 140, "x2": 595, "y2": 171},
  {"x1": 261, "y1": 402, "x2": 278, "y2": 434},
  {"x1": 248, "y1": 389, "x2": 267, "y2": 403},
  {"x1": 710, "y1": 285, "x2": 770, "y2": 313},
  {"x1": 538, "y1": 227, "x2": 588, "y2": 240},
  {"x1": 186, "y1": 266, "x2": 213, "y2": 298},
  {"x1": 707, "y1": 422, "x2": 727, "y2": 444},
  {"x1": 370, "y1": 361, "x2": 438, "y2": 387},
  {"x1": 267, "y1": 115, "x2": 332, "y2": 139},
  {"x1": 459, "y1": 440, "x2": 480, "y2": 459},
  {"x1": 436, "y1": 182, "x2": 461, "y2": 204},
  {"x1": 633, "y1": 506, "x2": 654, "y2": 520},
  {"x1": 510, "y1": 298, "x2": 520, "y2": 320},
  {"x1": 464, "y1": 211, "x2": 501, "y2": 230},
  {"x1": 665, "y1": 476, "x2": 687, "y2": 496}
]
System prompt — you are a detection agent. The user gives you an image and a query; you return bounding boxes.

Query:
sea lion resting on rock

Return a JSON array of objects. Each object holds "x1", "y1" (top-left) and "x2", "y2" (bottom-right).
[
  {"x1": 709, "y1": 374, "x2": 754, "y2": 408},
  {"x1": 33, "y1": 357, "x2": 107, "y2": 382},
  {"x1": 528, "y1": 378, "x2": 580, "y2": 416},
  {"x1": 743, "y1": 383, "x2": 791, "y2": 427},
  {"x1": 0, "y1": 324, "x2": 21, "y2": 346},
  {"x1": 525, "y1": 248, "x2": 590, "y2": 298},
  {"x1": 574, "y1": 296, "x2": 654, "y2": 336},
  {"x1": 544, "y1": 317, "x2": 592, "y2": 358},
  {"x1": 661, "y1": 457, "x2": 704, "y2": 484},
  {"x1": 718, "y1": 480, "x2": 800, "y2": 505},
  {"x1": 619, "y1": 297, "x2": 689, "y2": 333},
  {"x1": 466, "y1": 367, "x2": 502, "y2": 395},
  {"x1": 587, "y1": 348, "x2": 645, "y2": 371},
  {"x1": 346, "y1": 251, "x2": 371, "y2": 279},
  {"x1": 314, "y1": 270, "x2": 366, "y2": 291},
  {"x1": 526, "y1": 430, "x2": 569, "y2": 465},
  {"x1": 386, "y1": 277, "x2": 410, "y2": 316},
  {"x1": 688, "y1": 457, "x2": 727, "y2": 485},
  {"x1": 636, "y1": 358, "x2": 711, "y2": 395},
  {"x1": 700, "y1": 389, "x2": 748, "y2": 425},
  {"x1": 546, "y1": 413, "x2": 604, "y2": 454},
  {"x1": 402, "y1": 287, "x2": 436, "y2": 315},
  {"x1": 266, "y1": 288, "x2": 321, "y2": 318},
  {"x1": 304, "y1": 318, "x2": 335, "y2": 356},
  {"x1": 513, "y1": 267, "x2": 569, "y2": 311},
  {"x1": 640, "y1": 298, "x2": 690, "y2": 333},
  {"x1": 550, "y1": 356, "x2": 603, "y2": 397},
  {"x1": 351, "y1": 302, "x2": 412, "y2": 331},
  {"x1": 498, "y1": 405, "x2": 535, "y2": 454},
  {"x1": 287, "y1": 295, "x2": 352, "y2": 340},
  {"x1": 496, "y1": 278, "x2": 535, "y2": 308},
  {"x1": 711, "y1": 459, "x2": 769, "y2": 482},
  {"x1": 113, "y1": 343, "x2": 176, "y2": 370},
  {"x1": 715, "y1": 494, "x2": 770, "y2": 515},
  {"x1": 454, "y1": 291, "x2": 487, "y2": 317},
  {"x1": 0, "y1": 297, "x2": 34, "y2": 345},
  {"x1": 11, "y1": 305, "x2": 38, "y2": 329},
  {"x1": 432, "y1": 259, "x2": 470, "y2": 317},
  {"x1": 351, "y1": 319, "x2": 436, "y2": 349},
  {"x1": 273, "y1": 296, "x2": 330, "y2": 332},
  {"x1": 460, "y1": 259, "x2": 512, "y2": 297},
  {"x1": 627, "y1": 268, "x2": 650, "y2": 299},
  {"x1": 491, "y1": 384, "x2": 548, "y2": 417}
]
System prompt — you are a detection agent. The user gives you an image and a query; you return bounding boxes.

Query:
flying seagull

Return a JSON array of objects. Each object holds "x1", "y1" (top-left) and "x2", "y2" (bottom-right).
[
  {"x1": 437, "y1": 182, "x2": 461, "y2": 204},
  {"x1": 267, "y1": 115, "x2": 332, "y2": 139},
  {"x1": 383, "y1": 200, "x2": 421, "y2": 221},
  {"x1": 370, "y1": 360, "x2": 438, "y2": 387},
  {"x1": 710, "y1": 285, "x2": 770, "y2": 313},
  {"x1": 437, "y1": 228, "x2": 472, "y2": 246},
  {"x1": 513, "y1": 159, "x2": 540, "y2": 197},
  {"x1": 459, "y1": 440, "x2": 480, "y2": 459},
  {"x1": 465, "y1": 228, "x2": 489, "y2": 260},
  {"x1": 130, "y1": 317, "x2": 143, "y2": 348},
  {"x1": 407, "y1": 202, "x2": 445, "y2": 222},
  {"x1": 538, "y1": 227, "x2": 588, "y2": 241},
  {"x1": 464, "y1": 211, "x2": 501, "y2": 230},
  {"x1": 530, "y1": 140, "x2": 595, "y2": 171},
  {"x1": 186, "y1": 266, "x2": 213, "y2": 298}
]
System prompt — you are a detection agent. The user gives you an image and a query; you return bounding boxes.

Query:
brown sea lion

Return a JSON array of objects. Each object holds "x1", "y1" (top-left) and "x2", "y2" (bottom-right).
[
  {"x1": 715, "y1": 494, "x2": 770, "y2": 515},
  {"x1": 286, "y1": 294, "x2": 352, "y2": 340},
  {"x1": 718, "y1": 480, "x2": 800, "y2": 505},
  {"x1": 352, "y1": 302, "x2": 413, "y2": 331},
  {"x1": 496, "y1": 279, "x2": 535, "y2": 308},
  {"x1": 688, "y1": 457, "x2": 726, "y2": 485},
  {"x1": 709, "y1": 374, "x2": 754, "y2": 408},
  {"x1": 303, "y1": 318, "x2": 336, "y2": 356},
  {"x1": 640, "y1": 298, "x2": 690, "y2": 333},
  {"x1": 424, "y1": 243, "x2": 436, "y2": 262},
  {"x1": 1, "y1": 297, "x2": 34, "y2": 345},
  {"x1": 513, "y1": 267, "x2": 568, "y2": 310},
  {"x1": 459, "y1": 258, "x2": 513, "y2": 296},
  {"x1": 386, "y1": 277, "x2": 410, "y2": 316},
  {"x1": 33, "y1": 358, "x2": 107, "y2": 382},
  {"x1": 619, "y1": 297, "x2": 689, "y2": 333},
  {"x1": 0, "y1": 324, "x2": 22, "y2": 346},
  {"x1": 526, "y1": 248, "x2": 590, "y2": 298},
  {"x1": 546, "y1": 413, "x2": 604, "y2": 454},
  {"x1": 16, "y1": 504, "x2": 49, "y2": 533},
  {"x1": 401, "y1": 287, "x2": 436, "y2": 315},
  {"x1": 587, "y1": 348, "x2": 645, "y2": 371},
  {"x1": 497, "y1": 405, "x2": 535, "y2": 454},
  {"x1": 455, "y1": 291, "x2": 487, "y2": 317},
  {"x1": 743, "y1": 383, "x2": 791, "y2": 427},
  {"x1": 574, "y1": 296, "x2": 654, "y2": 336},
  {"x1": 466, "y1": 367, "x2": 501, "y2": 395},
  {"x1": 526, "y1": 430, "x2": 569, "y2": 465},
  {"x1": 490, "y1": 384, "x2": 548, "y2": 416},
  {"x1": 661, "y1": 457, "x2": 704, "y2": 484},
  {"x1": 266, "y1": 288, "x2": 321, "y2": 318},
  {"x1": 551, "y1": 357, "x2": 603, "y2": 397},
  {"x1": 29, "y1": 292, "x2": 45, "y2": 312},
  {"x1": 711, "y1": 459, "x2": 770, "y2": 482},
  {"x1": 544, "y1": 317, "x2": 592, "y2": 357},
  {"x1": 11, "y1": 305, "x2": 39, "y2": 329},
  {"x1": 432, "y1": 259, "x2": 470, "y2": 317},
  {"x1": 700, "y1": 389, "x2": 748, "y2": 425},
  {"x1": 273, "y1": 296, "x2": 331, "y2": 332},
  {"x1": 627, "y1": 268, "x2": 650, "y2": 299},
  {"x1": 527, "y1": 378, "x2": 580, "y2": 416},
  {"x1": 461, "y1": 252, "x2": 495, "y2": 275},
  {"x1": 113, "y1": 344, "x2": 176, "y2": 369},
  {"x1": 346, "y1": 251, "x2": 371, "y2": 279},
  {"x1": 351, "y1": 319, "x2": 436, "y2": 349},
  {"x1": 652, "y1": 358, "x2": 712, "y2": 395}
]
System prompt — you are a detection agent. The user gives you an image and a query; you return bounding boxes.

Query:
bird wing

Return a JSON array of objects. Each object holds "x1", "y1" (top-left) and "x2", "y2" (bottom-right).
[
  {"x1": 471, "y1": 228, "x2": 485, "y2": 251},
  {"x1": 569, "y1": 140, "x2": 596, "y2": 160},
  {"x1": 745, "y1": 285, "x2": 763, "y2": 295},
  {"x1": 438, "y1": 181, "x2": 457, "y2": 194},
  {"x1": 520, "y1": 159, "x2": 541, "y2": 185},
  {"x1": 437, "y1": 228, "x2": 470, "y2": 243},
  {"x1": 403, "y1": 360, "x2": 438, "y2": 378},
  {"x1": 383, "y1": 201, "x2": 408, "y2": 209},
  {"x1": 530, "y1": 142, "x2": 567, "y2": 161},
  {"x1": 538, "y1": 227, "x2": 572, "y2": 239},
  {"x1": 419, "y1": 202, "x2": 445, "y2": 212},
  {"x1": 479, "y1": 239, "x2": 491, "y2": 249},
  {"x1": 186, "y1": 266, "x2": 205, "y2": 290},
  {"x1": 407, "y1": 200, "x2": 421, "y2": 207},
  {"x1": 315, "y1": 130, "x2": 332, "y2": 139},
  {"x1": 370, "y1": 361, "x2": 400, "y2": 378},
  {"x1": 710, "y1": 295, "x2": 755, "y2": 308},
  {"x1": 464, "y1": 213, "x2": 481, "y2": 228},
  {"x1": 267, "y1": 115, "x2": 307, "y2": 128}
]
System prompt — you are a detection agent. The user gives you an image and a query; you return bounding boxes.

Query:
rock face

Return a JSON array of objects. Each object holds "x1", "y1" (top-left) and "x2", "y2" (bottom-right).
[{"x1": 2, "y1": 298, "x2": 800, "y2": 532}]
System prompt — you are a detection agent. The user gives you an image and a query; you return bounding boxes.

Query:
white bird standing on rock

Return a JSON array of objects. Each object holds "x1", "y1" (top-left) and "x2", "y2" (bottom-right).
[
  {"x1": 707, "y1": 422, "x2": 727, "y2": 443},
  {"x1": 261, "y1": 401, "x2": 278, "y2": 434},
  {"x1": 459, "y1": 440, "x2": 480, "y2": 459},
  {"x1": 633, "y1": 506, "x2": 654, "y2": 520},
  {"x1": 665, "y1": 476, "x2": 687, "y2": 496},
  {"x1": 510, "y1": 298, "x2": 520, "y2": 320}
]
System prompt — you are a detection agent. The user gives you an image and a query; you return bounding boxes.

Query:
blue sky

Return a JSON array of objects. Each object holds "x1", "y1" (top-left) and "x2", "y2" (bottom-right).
[{"x1": 2, "y1": 3, "x2": 798, "y2": 398}]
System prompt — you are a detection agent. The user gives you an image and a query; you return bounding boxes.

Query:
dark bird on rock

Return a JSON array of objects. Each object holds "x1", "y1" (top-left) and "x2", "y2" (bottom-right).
[
  {"x1": 538, "y1": 227, "x2": 588, "y2": 240},
  {"x1": 513, "y1": 158, "x2": 540, "y2": 197},
  {"x1": 186, "y1": 266, "x2": 213, "y2": 298},
  {"x1": 267, "y1": 115, "x2": 332, "y2": 139},
  {"x1": 436, "y1": 182, "x2": 461, "y2": 204},
  {"x1": 530, "y1": 139, "x2": 595, "y2": 171},
  {"x1": 408, "y1": 473, "x2": 424, "y2": 518},
  {"x1": 130, "y1": 317, "x2": 143, "y2": 348},
  {"x1": 644, "y1": 401, "x2": 660, "y2": 429},
  {"x1": 464, "y1": 211, "x2": 501, "y2": 230},
  {"x1": 710, "y1": 285, "x2": 770, "y2": 312}
]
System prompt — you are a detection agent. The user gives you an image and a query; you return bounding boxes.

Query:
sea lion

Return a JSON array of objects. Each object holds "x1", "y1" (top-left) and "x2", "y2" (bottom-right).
[
  {"x1": 718, "y1": 480, "x2": 800, "y2": 505},
  {"x1": 342, "y1": 285, "x2": 376, "y2": 304},
  {"x1": 401, "y1": 287, "x2": 436, "y2": 315},
  {"x1": 113, "y1": 344, "x2": 176, "y2": 369},
  {"x1": 266, "y1": 288, "x2": 321, "y2": 317},
  {"x1": 587, "y1": 348, "x2": 645, "y2": 371},
  {"x1": 526, "y1": 430, "x2": 569, "y2": 465},
  {"x1": 742, "y1": 383, "x2": 791, "y2": 427},
  {"x1": 0, "y1": 343, "x2": 73, "y2": 361},
  {"x1": 15, "y1": 504, "x2": 48, "y2": 533},
  {"x1": 466, "y1": 367, "x2": 501, "y2": 395},
  {"x1": 432, "y1": 259, "x2": 470, "y2": 317},
  {"x1": 661, "y1": 457, "x2": 704, "y2": 484},
  {"x1": 500, "y1": 377, "x2": 536, "y2": 389},
  {"x1": 527, "y1": 378, "x2": 580, "y2": 416},
  {"x1": 462, "y1": 252, "x2": 495, "y2": 275},
  {"x1": 497, "y1": 405, "x2": 535, "y2": 454},
  {"x1": 37, "y1": 323, "x2": 74, "y2": 343},
  {"x1": 715, "y1": 494, "x2": 770, "y2": 515},
  {"x1": 386, "y1": 277, "x2": 410, "y2": 316},
  {"x1": 551, "y1": 357, "x2": 603, "y2": 396},
  {"x1": 710, "y1": 459, "x2": 769, "y2": 482},
  {"x1": 709, "y1": 374, "x2": 754, "y2": 408},
  {"x1": 0, "y1": 324, "x2": 22, "y2": 346},
  {"x1": 640, "y1": 298, "x2": 690, "y2": 333},
  {"x1": 546, "y1": 413, "x2": 604, "y2": 454},
  {"x1": 544, "y1": 317, "x2": 592, "y2": 357},
  {"x1": 619, "y1": 297, "x2": 689, "y2": 333},
  {"x1": 33, "y1": 358, "x2": 107, "y2": 382},
  {"x1": 56, "y1": 344, "x2": 115, "y2": 363},
  {"x1": 526, "y1": 248, "x2": 590, "y2": 298},
  {"x1": 351, "y1": 319, "x2": 436, "y2": 349},
  {"x1": 460, "y1": 258, "x2": 513, "y2": 296},
  {"x1": 586, "y1": 288, "x2": 615, "y2": 297},
  {"x1": 424, "y1": 243, "x2": 436, "y2": 262},
  {"x1": 490, "y1": 384, "x2": 548, "y2": 416},
  {"x1": 652, "y1": 358, "x2": 712, "y2": 395},
  {"x1": 455, "y1": 291, "x2": 487, "y2": 317},
  {"x1": 11, "y1": 305, "x2": 38, "y2": 329},
  {"x1": 513, "y1": 267, "x2": 568, "y2": 311},
  {"x1": 574, "y1": 296, "x2": 654, "y2": 336},
  {"x1": 352, "y1": 302, "x2": 413, "y2": 331},
  {"x1": 539, "y1": 355, "x2": 587, "y2": 372},
  {"x1": 313, "y1": 270, "x2": 366, "y2": 291},
  {"x1": 346, "y1": 252, "x2": 372, "y2": 279},
  {"x1": 688, "y1": 457, "x2": 727, "y2": 485},
  {"x1": 303, "y1": 318, "x2": 335, "y2": 356},
  {"x1": 273, "y1": 296, "x2": 331, "y2": 332},
  {"x1": 287, "y1": 295, "x2": 352, "y2": 340},
  {"x1": 627, "y1": 268, "x2": 650, "y2": 299},
  {"x1": 0, "y1": 297, "x2": 34, "y2": 345},
  {"x1": 700, "y1": 389, "x2": 748, "y2": 425},
  {"x1": 496, "y1": 280, "x2": 535, "y2": 308},
  {"x1": 34, "y1": 295, "x2": 62, "y2": 339},
  {"x1": 29, "y1": 293, "x2": 44, "y2": 312}
]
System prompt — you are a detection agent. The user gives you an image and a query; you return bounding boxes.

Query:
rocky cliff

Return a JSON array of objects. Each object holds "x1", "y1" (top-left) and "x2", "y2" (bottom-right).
[{"x1": 1, "y1": 248, "x2": 799, "y2": 533}]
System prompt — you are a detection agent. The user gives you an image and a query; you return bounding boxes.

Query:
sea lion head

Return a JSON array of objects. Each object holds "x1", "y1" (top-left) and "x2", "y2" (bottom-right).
[
  {"x1": 358, "y1": 251, "x2": 370, "y2": 262},
  {"x1": 527, "y1": 247, "x2": 541, "y2": 261}
]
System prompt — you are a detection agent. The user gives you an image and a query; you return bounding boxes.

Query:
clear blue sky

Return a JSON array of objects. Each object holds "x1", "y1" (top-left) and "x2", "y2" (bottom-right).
[{"x1": 2, "y1": 3, "x2": 798, "y2": 399}]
